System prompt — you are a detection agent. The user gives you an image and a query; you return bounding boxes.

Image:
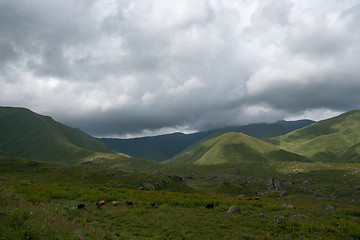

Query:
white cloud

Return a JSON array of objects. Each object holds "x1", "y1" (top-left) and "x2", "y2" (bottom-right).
[{"x1": 1, "y1": 0, "x2": 360, "y2": 136}]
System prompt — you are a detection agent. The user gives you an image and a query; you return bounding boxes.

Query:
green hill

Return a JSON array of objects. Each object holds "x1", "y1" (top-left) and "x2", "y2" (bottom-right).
[
  {"x1": 167, "y1": 132, "x2": 310, "y2": 165},
  {"x1": 267, "y1": 110, "x2": 360, "y2": 162},
  {"x1": 0, "y1": 106, "x2": 114, "y2": 164},
  {"x1": 99, "y1": 120, "x2": 314, "y2": 162}
]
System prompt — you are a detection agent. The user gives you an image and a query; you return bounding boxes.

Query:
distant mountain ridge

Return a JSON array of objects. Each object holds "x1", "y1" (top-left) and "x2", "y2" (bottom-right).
[
  {"x1": 166, "y1": 132, "x2": 311, "y2": 165},
  {"x1": 0, "y1": 106, "x2": 114, "y2": 164},
  {"x1": 267, "y1": 110, "x2": 360, "y2": 163},
  {"x1": 98, "y1": 119, "x2": 314, "y2": 162}
]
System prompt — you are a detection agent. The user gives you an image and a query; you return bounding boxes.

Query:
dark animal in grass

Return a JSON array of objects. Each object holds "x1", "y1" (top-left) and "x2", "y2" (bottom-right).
[
  {"x1": 246, "y1": 197, "x2": 254, "y2": 200},
  {"x1": 255, "y1": 197, "x2": 260, "y2": 200},
  {"x1": 205, "y1": 203, "x2": 214, "y2": 209},
  {"x1": 95, "y1": 200, "x2": 106, "y2": 209},
  {"x1": 125, "y1": 200, "x2": 134, "y2": 206},
  {"x1": 149, "y1": 202, "x2": 157, "y2": 208},
  {"x1": 77, "y1": 204, "x2": 86, "y2": 209}
]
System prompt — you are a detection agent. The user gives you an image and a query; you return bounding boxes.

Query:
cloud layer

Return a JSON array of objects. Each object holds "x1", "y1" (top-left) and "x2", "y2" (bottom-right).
[{"x1": 1, "y1": 0, "x2": 359, "y2": 137}]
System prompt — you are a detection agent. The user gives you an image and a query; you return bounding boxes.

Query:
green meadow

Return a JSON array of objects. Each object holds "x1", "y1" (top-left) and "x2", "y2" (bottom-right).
[{"x1": 1, "y1": 157, "x2": 360, "y2": 240}]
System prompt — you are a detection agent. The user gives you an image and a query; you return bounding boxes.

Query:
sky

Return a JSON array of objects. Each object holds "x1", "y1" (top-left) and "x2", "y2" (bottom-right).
[{"x1": 1, "y1": 0, "x2": 360, "y2": 138}]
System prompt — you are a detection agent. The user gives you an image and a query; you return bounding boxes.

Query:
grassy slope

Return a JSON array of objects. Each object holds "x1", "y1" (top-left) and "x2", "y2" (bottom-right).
[
  {"x1": 98, "y1": 120, "x2": 314, "y2": 162},
  {"x1": 1, "y1": 157, "x2": 360, "y2": 239},
  {"x1": 0, "y1": 106, "x2": 114, "y2": 164},
  {"x1": 167, "y1": 132, "x2": 310, "y2": 165},
  {"x1": 268, "y1": 110, "x2": 360, "y2": 162}
]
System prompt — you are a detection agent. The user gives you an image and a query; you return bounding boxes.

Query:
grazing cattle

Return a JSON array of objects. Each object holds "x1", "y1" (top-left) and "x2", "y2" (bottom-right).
[
  {"x1": 125, "y1": 200, "x2": 134, "y2": 206},
  {"x1": 255, "y1": 197, "x2": 260, "y2": 200},
  {"x1": 246, "y1": 197, "x2": 254, "y2": 201},
  {"x1": 112, "y1": 201, "x2": 119, "y2": 206},
  {"x1": 149, "y1": 202, "x2": 157, "y2": 208},
  {"x1": 95, "y1": 200, "x2": 106, "y2": 209},
  {"x1": 205, "y1": 203, "x2": 214, "y2": 209},
  {"x1": 77, "y1": 204, "x2": 86, "y2": 209}
]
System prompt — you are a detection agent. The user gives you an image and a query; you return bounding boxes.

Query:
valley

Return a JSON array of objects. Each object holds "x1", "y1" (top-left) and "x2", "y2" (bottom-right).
[{"x1": 1, "y1": 107, "x2": 360, "y2": 239}]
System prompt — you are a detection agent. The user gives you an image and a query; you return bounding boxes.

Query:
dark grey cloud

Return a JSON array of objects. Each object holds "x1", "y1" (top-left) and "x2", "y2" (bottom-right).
[{"x1": 1, "y1": 0, "x2": 360, "y2": 137}]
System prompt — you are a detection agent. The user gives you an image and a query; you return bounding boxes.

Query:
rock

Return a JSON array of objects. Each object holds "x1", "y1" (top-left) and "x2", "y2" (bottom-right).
[
  {"x1": 279, "y1": 191, "x2": 288, "y2": 197},
  {"x1": 282, "y1": 203, "x2": 295, "y2": 209},
  {"x1": 223, "y1": 193, "x2": 232, "y2": 197},
  {"x1": 138, "y1": 187, "x2": 145, "y2": 190},
  {"x1": 81, "y1": 176, "x2": 87, "y2": 179},
  {"x1": 293, "y1": 169, "x2": 303, "y2": 173},
  {"x1": 283, "y1": 180, "x2": 294, "y2": 185},
  {"x1": 273, "y1": 216, "x2": 285, "y2": 223},
  {"x1": 29, "y1": 160, "x2": 38, "y2": 167},
  {"x1": 291, "y1": 215, "x2": 308, "y2": 220},
  {"x1": 227, "y1": 206, "x2": 240, "y2": 213},
  {"x1": 153, "y1": 171, "x2": 161, "y2": 175},
  {"x1": 144, "y1": 183, "x2": 156, "y2": 191},
  {"x1": 222, "y1": 181, "x2": 230, "y2": 185},
  {"x1": 302, "y1": 180, "x2": 314, "y2": 185},
  {"x1": 185, "y1": 173, "x2": 197, "y2": 179},
  {"x1": 30, "y1": 180, "x2": 34, "y2": 183},
  {"x1": 323, "y1": 204, "x2": 335, "y2": 213},
  {"x1": 258, "y1": 213, "x2": 267, "y2": 218},
  {"x1": 233, "y1": 169, "x2": 240, "y2": 175},
  {"x1": 267, "y1": 178, "x2": 286, "y2": 192},
  {"x1": 171, "y1": 175, "x2": 183, "y2": 182}
]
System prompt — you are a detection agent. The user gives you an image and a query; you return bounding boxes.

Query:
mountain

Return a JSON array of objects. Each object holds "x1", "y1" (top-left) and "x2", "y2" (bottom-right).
[
  {"x1": 0, "y1": 106, "x2": 114, "y2": 164},
  {"x1": 267, "y1": 110, "x2": 360, "y2": 162},
  {"x1": 166, "y1": 132, "x2": 310, "y2": 165},
  {"x1": 99, "y1": 120, "x2": 314, "y2": 162}
]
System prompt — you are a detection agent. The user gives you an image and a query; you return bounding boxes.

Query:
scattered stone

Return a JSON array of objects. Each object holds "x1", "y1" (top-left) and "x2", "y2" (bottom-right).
[
  {"x1": 237, "y1": 194, "x2": 245, "y2": 199},
  {"x1": 185, "y1": 173, "x2": 197, "y2": 179},
  {"x1": 153, "y1": 171, "x2": 161, "y2": 175},
  {"x1": 29, "y1": 160, "x2": 38, "y2": 167},
  {"x1": 258, "y1": 213, "x2": 267, "y2": 218},
  {"x1": 233, "y1": 169, "x2": 240, "y2": 175},
  {"x1": 267, "y1": 178, "x2": 286, "y2": 192},
  {"x1": 138, "y1": 186, "x2": 145, "y2": 190},
  {"x1": 171, "y1": 175, "x2": 183, "y2": 182},
  {"x1": 283, "y1": 180, "x2": 294, "y2": 185},
  {"x1": 302, "y1": 180, "x2": 314, "y2": 185},
  {"x1": 279, "y1": 191, "x2": 288, "y2": 197},
  {"x1": 282, "y1": 203, "x2": 295, "y2": 209},
  {"x1": 81, "y1": 176, "x2": 87, "y2": 179},
  {"x1": 222, "y1": 181, "x2": 230, "y2": 185},
  {"x1": 227, "y1": 206, "x2": 240, "y2": 213},
  {"x1": 144, "y1": 183, "x2": 156, "y2": 191},
  {"x1": 273, "y1": 216, "x2": 285, "y2": 223},
  {"x1": 291, "y1": 215, "x2": 308, "y2": 221},
  {"x1": 223, "y1": 193, "x2": 232, "y2": 197},
  {"x1": 323, "y1": 204, "x2": 335, "y2": 213},
  {"x1": 302, "y1": 187, "x2": 308, "y2": 192},
  {"x1": 293, "y1": 169, "x2": 303, "y2": 173}
]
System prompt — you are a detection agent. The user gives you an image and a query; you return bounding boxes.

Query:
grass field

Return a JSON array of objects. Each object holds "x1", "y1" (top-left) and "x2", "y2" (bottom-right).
[{"x1": 1, "y1": 157, "x2": 360, "y2": 239}]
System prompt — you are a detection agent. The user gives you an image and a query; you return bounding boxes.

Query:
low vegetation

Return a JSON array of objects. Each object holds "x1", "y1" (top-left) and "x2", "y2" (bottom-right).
[{"x1": 1, "y1": 157, "x2": 359, "y2": 239}]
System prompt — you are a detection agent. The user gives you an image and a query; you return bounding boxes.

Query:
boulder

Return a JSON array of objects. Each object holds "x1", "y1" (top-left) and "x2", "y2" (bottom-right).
[
  {"x1": 267, "y1": 178, "x2": 286, "y2": 192},
  {"x1": 227, "y1": 206, "x2": 240, "y2": 213},
  {"x1": 258, "y1": 213, "x2": 267, "y2": 218},
  {"x1": 291, "y1": 215, "x2": 308, "y2": 221},
  {"x1": 282, "y1": 203, "x2": 295, "y2": 209},
  {"x1": 273, "y1": 216, "x2": 285, "y2": 223},
  {"x1": 171, "y1": 175, "x2": 183, "y2": 182},
  {"x1": 144, "y1": 183, "x2": 156, "y2": 191}
]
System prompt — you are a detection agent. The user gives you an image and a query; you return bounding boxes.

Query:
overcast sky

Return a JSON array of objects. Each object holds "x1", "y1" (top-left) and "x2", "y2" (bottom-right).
[{"x1": 1, "y1": 0, "x2": 360, "y2": 137}]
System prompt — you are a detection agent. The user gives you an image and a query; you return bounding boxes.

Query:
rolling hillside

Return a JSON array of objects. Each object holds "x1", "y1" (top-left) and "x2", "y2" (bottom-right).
[
  {"x1": 167, "y1": 132, "x2": 310, "y2": 165},
  {"x1": 0, "y1": 106, "x2": 114, "y2": 164},
  {"x1": 99, "y1": 120, "x2": 314, "y2": 162},
  {"x1": 267, "y1": 110, "x2": 360, "y2": 162}
]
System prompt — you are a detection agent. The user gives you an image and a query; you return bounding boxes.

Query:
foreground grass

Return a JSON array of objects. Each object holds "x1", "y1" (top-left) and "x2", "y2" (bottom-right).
[{"x1": 1, "y1": 157, "x2": 360, "y2": 239}]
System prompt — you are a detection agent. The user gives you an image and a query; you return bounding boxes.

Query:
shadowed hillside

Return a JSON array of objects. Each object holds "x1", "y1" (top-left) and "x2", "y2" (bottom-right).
[
  {"x1": 99, "y1": 120, "x2": 314, "y2": 162},
  {"x1": 167, "y1": 132, "x2": 310, "y2": 165},
  {"x1": 0, "y1": 106, "x2": 114, "y2": 164},
  {"x1": 267, "y1": 110, "x2": 360, "y2": 162}
]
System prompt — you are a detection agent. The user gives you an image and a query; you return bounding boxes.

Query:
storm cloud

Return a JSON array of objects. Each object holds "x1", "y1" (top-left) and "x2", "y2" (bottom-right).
[{"x1": 0, "y1": 0, "x2": 359, "y2": 137}]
